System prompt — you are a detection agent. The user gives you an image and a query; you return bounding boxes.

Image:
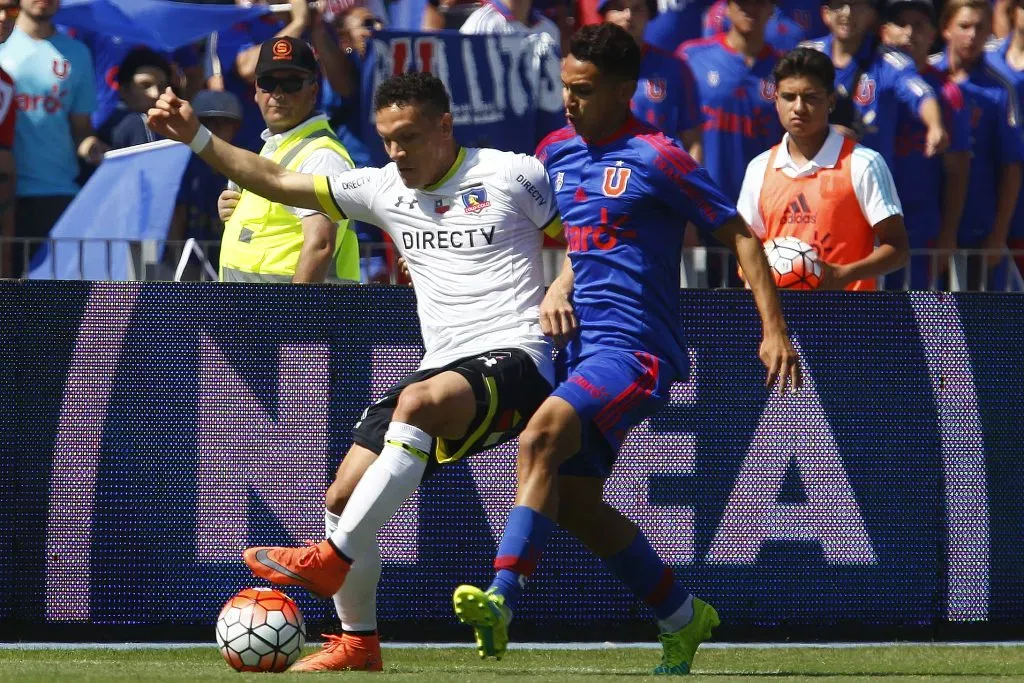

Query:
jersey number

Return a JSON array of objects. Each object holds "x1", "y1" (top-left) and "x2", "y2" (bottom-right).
[{"x1": 601, "y1": 168, "x2": 632, "y2": 197}]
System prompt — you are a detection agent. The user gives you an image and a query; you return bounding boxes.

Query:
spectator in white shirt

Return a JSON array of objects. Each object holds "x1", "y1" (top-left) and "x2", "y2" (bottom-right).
[{"x1": 460, "y1": 0, "x2": 561, "y2": 45}]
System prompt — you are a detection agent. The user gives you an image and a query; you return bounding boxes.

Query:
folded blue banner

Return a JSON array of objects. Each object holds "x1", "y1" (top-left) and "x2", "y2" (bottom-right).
[
  {"x1": 56, "y1": 0, "x2": 271, "y2": 52},
  {"x1": 28, "y1": 140, "x2": 193, "y2": 281},
  {"x1": 360, "y1": 30, "x2": 564, "y2": 166}
]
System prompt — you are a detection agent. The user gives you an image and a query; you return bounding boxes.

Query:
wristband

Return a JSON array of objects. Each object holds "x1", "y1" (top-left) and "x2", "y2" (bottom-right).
[{"x1": 188, "y1": 125, "x2": 212, "y2": 153}]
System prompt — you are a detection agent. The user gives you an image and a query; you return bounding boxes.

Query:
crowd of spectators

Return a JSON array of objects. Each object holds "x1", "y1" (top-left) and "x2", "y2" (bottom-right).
[{"x1": 0, "y1": 0, "x2": 1021, "y2": 289}]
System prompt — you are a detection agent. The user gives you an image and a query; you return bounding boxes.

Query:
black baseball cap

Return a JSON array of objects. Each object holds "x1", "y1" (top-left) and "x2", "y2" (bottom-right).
[{"x1": 255, "y1": 36, "x2": 318, "y2": 79}]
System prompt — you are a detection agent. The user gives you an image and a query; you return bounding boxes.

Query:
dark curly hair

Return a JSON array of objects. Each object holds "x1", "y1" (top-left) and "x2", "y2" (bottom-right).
[
  {"x1": 569, "y1": 23, "x2": 642, "y2": 83},
  {"x1": 373, "y1": 71, "x2": 451, "y2": 118},
  {"x1": 117, "y1": 47, "x2": 173, "y2": 90}
]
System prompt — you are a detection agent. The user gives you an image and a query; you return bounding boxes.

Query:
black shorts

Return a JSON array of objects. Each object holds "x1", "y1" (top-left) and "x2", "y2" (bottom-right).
[{"x1": 351, "y1": 348, "x2": 552, "y2": 477}]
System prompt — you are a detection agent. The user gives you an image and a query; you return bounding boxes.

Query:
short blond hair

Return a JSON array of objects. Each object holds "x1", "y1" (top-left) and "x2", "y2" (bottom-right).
[{"x1": 940, "y1": 0, "x2": 991, "y2": 29}]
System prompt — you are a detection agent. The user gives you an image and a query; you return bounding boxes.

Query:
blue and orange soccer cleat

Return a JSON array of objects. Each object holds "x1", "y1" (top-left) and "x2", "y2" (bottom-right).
[
  {"x1": 243, "y1": 539, "x2": 350, "y2": 599},
  {"x1": 452, "y1": 585, "x2": 513, "y2": 660},
  {"x1": 653, "y1": 598, "x2": 720, "y2": 675}
]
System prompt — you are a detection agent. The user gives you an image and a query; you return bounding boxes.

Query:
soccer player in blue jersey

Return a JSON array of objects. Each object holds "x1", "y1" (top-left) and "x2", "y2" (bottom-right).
[
  {"x1": 801, "y1": 0, "x2": 948, "y2": 166},
  {"x1": 599, "y1": 0, "x2": 703, "y2": 154},
  {"x1": 676, "y1": 0, "x2": 784, "y2": 203},
  {"x1": 704, "y1": 0, "x2": 807, "y2": 52},
  {"x1": 881, "y1": 0, "x2": 971, "y2": 289},
  {"x1": 453, "y1": 23, "x2": 801, "y2": 675},
  {"x1": 933, "y1": 0, "x2": 1023, "y2": 290}
]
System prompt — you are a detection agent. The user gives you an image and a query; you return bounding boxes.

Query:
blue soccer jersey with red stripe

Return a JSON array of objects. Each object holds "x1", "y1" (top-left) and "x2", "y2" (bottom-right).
[
  {"x1": 703, "y1": 1, "x2": 806, "y2": 52},
  {"x1": 677, "y1": 35, "x2": 785, "y2": 202},
  {"x1": 893, "y1": 64, "x2": 972, "y2": 245},
  {"x1": 985, "y1": 38, "x2": 1024, "y2": 241},
  {"x1": 933, "y1": 50, "x2": 1024, "y2": 243},
  {"x1": 632, "y1": 44, "x2": 701, "y2": 138},
  {"x1": 802, "y1": 36, "x2": 936, "y2": 166},
  {"x1": 536, "y1": 117, "x2": 738, "y2": 378}
]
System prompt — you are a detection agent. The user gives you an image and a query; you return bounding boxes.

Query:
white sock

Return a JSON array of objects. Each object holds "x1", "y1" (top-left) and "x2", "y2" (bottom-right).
[
  {"x1": 329, "y1": 422, "x2": 430, "y2": 559},
  {"x1": 658, "y1": 594, "x2": 695, "y2": 634},
  {"x1": 325, "y1": 509, "x2": 381, "y2": 633}
]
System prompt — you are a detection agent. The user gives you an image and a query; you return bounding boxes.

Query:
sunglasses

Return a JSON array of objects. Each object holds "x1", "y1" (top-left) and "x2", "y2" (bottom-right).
[
  {"x1": 360, "y1": 17, "x2": 382, "y2": 29},
  {"x1": 256, "y1": 75, "x2": 312, "y2": 94}
]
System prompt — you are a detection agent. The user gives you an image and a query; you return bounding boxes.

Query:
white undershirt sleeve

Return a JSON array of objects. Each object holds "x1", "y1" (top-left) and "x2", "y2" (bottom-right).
[
  {"x1": 850, "y1": 145, "x2": 903, "y2": 228},
  {"x1": 737, "y1": 151, "x2": 770, "y2": 239}
]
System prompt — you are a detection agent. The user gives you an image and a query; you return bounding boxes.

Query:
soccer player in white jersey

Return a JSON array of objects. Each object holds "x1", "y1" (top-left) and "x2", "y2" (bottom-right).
[{"x1": 148, "y1": 72, "x2": 564, "y2": 672}]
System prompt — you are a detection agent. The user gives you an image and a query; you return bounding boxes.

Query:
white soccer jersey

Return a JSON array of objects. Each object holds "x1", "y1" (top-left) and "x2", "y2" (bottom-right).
[{"x1": 313, "y1": 147, "x2": 561, "y2": 378}]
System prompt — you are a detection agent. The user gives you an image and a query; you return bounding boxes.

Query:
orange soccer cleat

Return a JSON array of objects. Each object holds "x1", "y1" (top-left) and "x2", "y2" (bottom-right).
[
  {"x1": 287, "y1": 633, "x2": 384, "y2": 673},
  {"x1": 243, "y1": 539, "x2": 350, "y2": 598}
]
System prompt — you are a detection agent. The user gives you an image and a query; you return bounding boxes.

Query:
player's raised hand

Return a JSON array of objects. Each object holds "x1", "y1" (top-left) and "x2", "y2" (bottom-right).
[
  {"x1": 540, "y1": 280, "x2": 577, "y2": 348},
  {"x1": 760, "y1": 330, "x2": 801, "y2": 395},
  {"x1": 147, "y1": 88, "x2": 200, "y2": 145}
]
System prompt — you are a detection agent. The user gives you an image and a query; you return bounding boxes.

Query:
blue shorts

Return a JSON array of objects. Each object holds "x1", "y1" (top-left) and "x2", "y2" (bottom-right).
[{"x1": 554, "y1": 350, "x2": 673, "y2": 479}]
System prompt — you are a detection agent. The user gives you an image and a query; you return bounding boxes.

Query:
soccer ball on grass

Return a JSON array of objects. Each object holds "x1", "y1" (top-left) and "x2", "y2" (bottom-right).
[{"x1": 215, "y1": 587, "x2": 306, "y2": 672}]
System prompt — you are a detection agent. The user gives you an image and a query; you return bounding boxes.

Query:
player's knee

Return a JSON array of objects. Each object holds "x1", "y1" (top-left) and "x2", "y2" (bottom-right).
[
  {"x1": 517, "y1": 425, "x2": 564, "y2": 473},
  {"x1": 393, "y1": 383, "x2": 440, "y2": 430}
]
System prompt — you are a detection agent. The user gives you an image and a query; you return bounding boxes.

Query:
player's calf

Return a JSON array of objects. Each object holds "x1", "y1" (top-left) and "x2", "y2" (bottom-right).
[
  {"x1": 325, "y1": 444, "x2": 379, "y2": 515},
  {"x1": 513, "y1": 399, "x2": 583, "y2": 516}
]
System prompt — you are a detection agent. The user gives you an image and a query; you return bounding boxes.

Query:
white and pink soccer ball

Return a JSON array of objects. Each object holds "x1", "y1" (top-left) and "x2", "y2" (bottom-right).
[
  {"x1": 216, "y1": 587, "x2": 306, "y2": 672},
  {"x1": 763, "y1": 236, "x2": 823, "y2": 290}
]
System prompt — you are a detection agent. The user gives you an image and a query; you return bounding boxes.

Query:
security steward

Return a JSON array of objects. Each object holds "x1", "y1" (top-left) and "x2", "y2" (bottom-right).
[{"x1": 217, "y1": 36, "x2": 359, "y2": 283}]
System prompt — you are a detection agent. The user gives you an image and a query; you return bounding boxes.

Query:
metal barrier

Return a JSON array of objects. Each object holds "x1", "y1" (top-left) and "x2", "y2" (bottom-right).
[{"x1": 2, "y1": 237, "x2": 1023, "y2": 291}]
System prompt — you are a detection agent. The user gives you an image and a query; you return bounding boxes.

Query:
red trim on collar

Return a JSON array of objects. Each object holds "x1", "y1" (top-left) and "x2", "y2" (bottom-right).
[
  {"x1": 583, "y1": 116, "x2": 642, "y2": 146},
  {"x1": 716, "y1": 33, "x2": 775, "y2": 61}
]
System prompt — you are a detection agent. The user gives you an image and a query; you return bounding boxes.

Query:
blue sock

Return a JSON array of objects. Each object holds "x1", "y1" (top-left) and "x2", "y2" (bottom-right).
[
  {"x1": 603, "y1": 531, "x2": 688, "y2": 621},
  {"x1": 487, "y1": 506, "x2": 555, "y2": 612}
]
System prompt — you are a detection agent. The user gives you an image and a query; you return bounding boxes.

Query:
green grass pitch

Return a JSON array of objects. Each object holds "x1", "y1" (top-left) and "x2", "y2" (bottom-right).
[{"x1": 2, "y1": 644, "x2": 1023, "y2": 682}]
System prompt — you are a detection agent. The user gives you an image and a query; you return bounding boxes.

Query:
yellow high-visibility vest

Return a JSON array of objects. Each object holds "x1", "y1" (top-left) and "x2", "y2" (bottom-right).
[{"x1": 220, "y1": 117, "x2": 359, "y2": 283}]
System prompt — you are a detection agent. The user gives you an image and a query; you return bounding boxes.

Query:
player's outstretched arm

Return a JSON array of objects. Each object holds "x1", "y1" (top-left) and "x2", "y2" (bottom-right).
[
  {"x1": 715, "y1": 216, "x2": 802, "y2": 394},
  {"x1": 147, "y1": 89, "x2": 320, "y2": 213}
]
